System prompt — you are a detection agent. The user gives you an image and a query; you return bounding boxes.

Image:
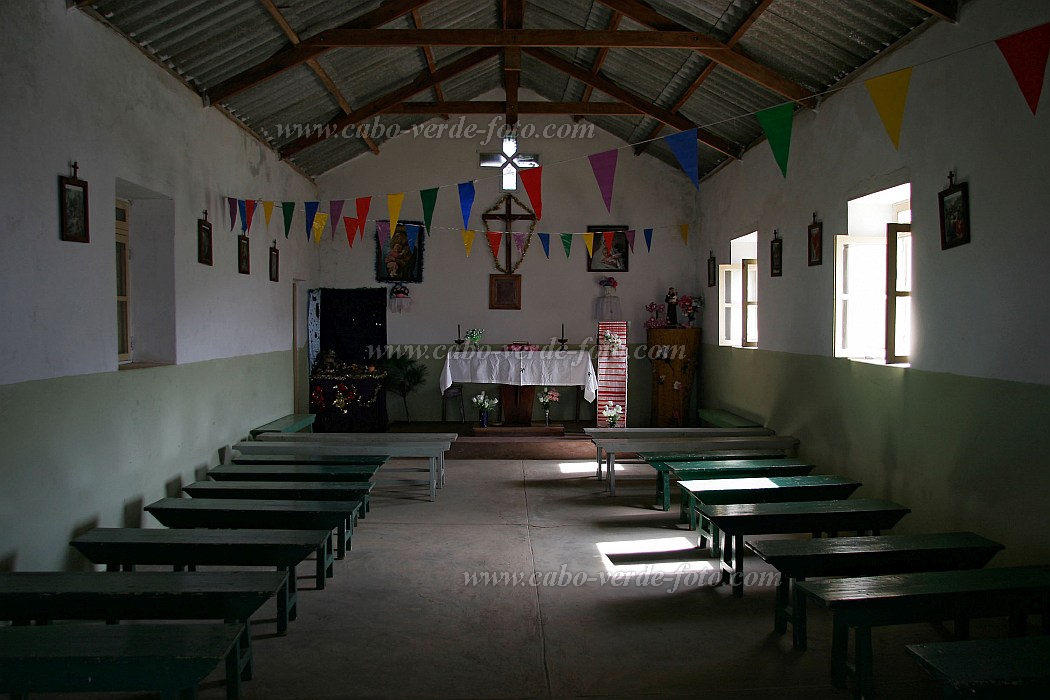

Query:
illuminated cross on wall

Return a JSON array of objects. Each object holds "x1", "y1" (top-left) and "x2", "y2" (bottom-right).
[{"x1": 479, "y1": 133, "x2": 539, "y2": 191}]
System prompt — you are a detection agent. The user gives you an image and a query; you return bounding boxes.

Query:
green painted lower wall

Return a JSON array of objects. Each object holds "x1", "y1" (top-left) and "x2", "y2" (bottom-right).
[
  {"x1": 701, "y1": 345, "x2": 1050, "y2": 565},
  {"x1": 0, "y1": 351, "x2": 292, "y2": 571}
]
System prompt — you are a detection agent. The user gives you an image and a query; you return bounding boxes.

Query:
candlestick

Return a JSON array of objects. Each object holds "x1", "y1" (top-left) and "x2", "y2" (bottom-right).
[
  {"x1": 457, "y1": 324, "x2": 461, "y2": 338},
  {"x1": 561, "y1": 323, "x2": 564, "y2": 338}
]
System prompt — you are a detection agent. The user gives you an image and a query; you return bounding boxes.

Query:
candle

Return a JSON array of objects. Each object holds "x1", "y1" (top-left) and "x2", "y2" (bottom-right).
[
  {"x1": 561, "y1": 323, "x2": 565, "y2": 338},
  {"x1": 457, "y1": 324, "x2": 461, "y2": 338}
]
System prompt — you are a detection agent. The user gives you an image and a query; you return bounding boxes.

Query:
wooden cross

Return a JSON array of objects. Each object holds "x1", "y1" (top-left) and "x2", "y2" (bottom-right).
[{"x1": 482, "y1": 194, "x2": 536, "y2": 272}]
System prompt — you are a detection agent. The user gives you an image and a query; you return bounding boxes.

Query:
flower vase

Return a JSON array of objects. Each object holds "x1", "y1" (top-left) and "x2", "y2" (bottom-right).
[
  {"x1": 544, "y1": 407, "x2": 550, "y2": 426},
  {"x1": 607, "y1": 417, "x2": 618, "y2": 428},
  {"x1": 479, "y1": 410, "x2": 489, "y2": 428},
  {"x1": 602, "y1": 286, "x2": 615, "y2": 297}
]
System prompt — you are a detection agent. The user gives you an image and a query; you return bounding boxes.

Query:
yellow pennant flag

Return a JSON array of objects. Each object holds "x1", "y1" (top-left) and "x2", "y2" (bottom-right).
[
  {"x1": 582, "y1": 232, "x2": 594, "y2": 257},
  {"x1": 387, "y1": 192, "x2": 405, "y2": 231},
  {"x1": 462, "y1": 229, "x2": 475, "y2": 256},
  {"x1": 311, "y1": 213, "x2": 329, "y2": 243},
  {"x1": 865, "y1": 67, "x2": 912, "y2": 150},
  {"x1": 680, "y1": 223, "x2": 689, "y2": 245},
  {"x1": 261, "y1": 201, "x2": 275, "y2": 227}
]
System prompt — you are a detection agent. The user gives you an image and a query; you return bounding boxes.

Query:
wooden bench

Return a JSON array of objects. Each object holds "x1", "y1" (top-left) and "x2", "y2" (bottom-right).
[
  {"x1": 186, "y1": 480, "x2": 375, "y2": 519},
  {"x1": 643, "y1": 457, "x2": 815, "y2": 514},
  {"x1": 231, "y1": 454, "x2": 388, "y2": 466},
  {"x1": 697, "y1": 499, "x2": 911, "y2": 597},
  {"x1": 0, "y1": 622, "x2": 243, "y2": 700},
  {"x1": 70, "y1": 527, "x2": 332, "y2": 616},
  {"x1": 796, "y1": 566, "x2": 1050, "y2": 699},
  {"x1": 0, "y1": 570, "x2": 287, "y2": 699},
  {"x1": 213, "y1": 462, "x2": 382, "y2": 482},
  {"x1": 584, "y1": 427, "x2": 774, "y2": 479},
  {"x1": 906, "y1": 636, "x2": 1050, "y2": 697},
  {"x1": 249, "y1": 413, "x2": 316, "y2": 438},
  {"x1": 591, "y1": 435, "x2": 800, "y2": 496},
  {"x1": 747, "y1": 532, "x2": 1004, "y2": 649},
  {"x1": 682, "y1": 475, "x2": 861, "y2": 549},
  {"x1": 697, "y1": 408, "x2": 763, "y2": 428},
  {"x1": 145, "y1": 497, "x2": 362, "y2": 565}
]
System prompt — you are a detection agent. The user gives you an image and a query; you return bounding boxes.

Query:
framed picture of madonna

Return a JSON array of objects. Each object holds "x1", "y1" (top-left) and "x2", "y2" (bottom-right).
[{"x1": 375, "y1": 220, "x2": 425, "y2": 283}]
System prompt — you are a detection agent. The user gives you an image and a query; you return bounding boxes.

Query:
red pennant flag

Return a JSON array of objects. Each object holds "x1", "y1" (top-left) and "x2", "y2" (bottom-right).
[
  {"x1": 343, "y1": 217, "x2": 358, "y2": 246},
  {"x1": 355, "y1": 196, "x2": 372, "y2": 239},
  {"x1": 243, "y1": 200, "x2": 257, "y2": 232},
  {"x1": 520, "y1": 166, "x2": 543, "y2": 219},
  {"x1": 603, "y1": 230, "x2": 614, "y2": 254},
  {"x1": 486, "y1": 231, "x2": 502, "y2": 260},
  {"x1": 996, "y1": 22, "x2": 1050, "y2": 114}
]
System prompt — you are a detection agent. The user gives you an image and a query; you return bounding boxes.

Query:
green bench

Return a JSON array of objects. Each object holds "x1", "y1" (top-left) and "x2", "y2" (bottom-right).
[
  {"x1": 0, "y1": 622, "x2": 243, "y2": 700},
  {"x1": 186, "y1": 479, "x2": 375, "y2": 519},
  {"x1": 682, "y1": 475, "x2": 861, "y2": 549},
  {"x1": 698, "y1": 499, "x2": 911, "y2": 597},
  {"x1": 249, "y1": 413, "x2": 316, "y2": 438},
  {"x1": 145, "y1": 497, "x2": 363, "y2": 565},
  {"x1": 747, "y1": 532, "x2": 1004, "y2": 649},
  {"x1": 0, "y1": 571, "x2": 287, "y2": 699},
  {"x1": 213, "y1": 462, "x2": 383, "y2": 482},
  {"x1": 796, "y1": 565, "x2": 1050, "y2": 699},
  {"x1": 643, "y1": 457, "x2": 815, "y2": 514},
  {"x1": 697, "y1": 408, "x2": 763, "y2": 428},
  {"x1": 907, "y1": 636, "x2": 1050, "y2": 697},
  {"x1": 230, "y1": 454, "x2": 388, "y2": 466},
  {"x1": 584, "y1": 427, "x2": 774, "y2": 479},
  {"x1": 70, "y1": 527, "x2": 332, "y2": 617}
]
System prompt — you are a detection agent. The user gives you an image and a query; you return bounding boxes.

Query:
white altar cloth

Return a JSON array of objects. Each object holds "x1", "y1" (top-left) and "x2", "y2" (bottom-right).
[{"x1": 439, "y1": 351, "x2": 598, "y2": 402}]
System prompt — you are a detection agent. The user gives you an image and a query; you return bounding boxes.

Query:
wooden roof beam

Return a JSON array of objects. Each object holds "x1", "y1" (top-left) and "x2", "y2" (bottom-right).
[
  {"x1": 410, "y1": 9, "x2": 449, "y2": 120},
  {"x1": 383, "y1": 101, "x2": 643, "y2": 115},
  {"x1": 576, "y1": 12, "x2": 622, "y2": 121},
  {"x1": 307, "y1": 28, "x2": 729, "y2": 48},
  {"x1": 502, "y1": 0, "x2": 524, "y2": 129},
  {"x1": 904, "y1": 0, "x2": 959, "y2": 23}
]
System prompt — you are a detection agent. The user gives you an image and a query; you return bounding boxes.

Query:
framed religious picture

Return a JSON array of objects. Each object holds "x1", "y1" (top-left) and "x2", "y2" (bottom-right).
[
  {"x1": 939, "y1": 180, "x2": 970, "y2": 250},
  {"x1": 269, "y1": 244, "x2": 279, "y2": 282},
  {"x1": 489, "y1": 274, "x2": 521, "y2": 310},
  {"x1": 770, "y1": 233, "x2": 783, "y2": 277},
  {"x1": 586, "y1": 225, "x2": 629, "y2": 272},
  {"x1": 375, "y1": 220, "x2": 425, "y2": 283},
  {"x1": 707, "y1": 251, "x2": 716, "y2": 287},
  {"x1": 807, "y1": 219, "x2": 823, "y2": 266},
  {"x1": 237, "y1": 235, "x2": 250, "y2": 275},
  {"x1": 197, "y1": 217, "x2": 213, "y2": 265},
  {"x1": 59, "y1": 174, "x2": 89, "y2": 243}
]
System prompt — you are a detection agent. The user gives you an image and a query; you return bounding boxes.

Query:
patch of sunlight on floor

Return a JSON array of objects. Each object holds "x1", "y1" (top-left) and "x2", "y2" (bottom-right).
[
  {"x1": 558, "y1": 461, "x2": 618, "y2": 474},
  {"x1": 596, "y1": 537, "x2": 715, "y2": 575}
]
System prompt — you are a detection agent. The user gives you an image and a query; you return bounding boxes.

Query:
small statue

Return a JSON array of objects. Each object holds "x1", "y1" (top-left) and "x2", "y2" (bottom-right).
[{"x1": 665, "y1": 287, "x2": 678, "y2": 326}]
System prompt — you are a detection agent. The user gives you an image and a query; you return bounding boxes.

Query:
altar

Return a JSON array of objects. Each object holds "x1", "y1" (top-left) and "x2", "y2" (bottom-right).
[{"x1": 439, "y1": 350, "x2": 598, "y2": 426}]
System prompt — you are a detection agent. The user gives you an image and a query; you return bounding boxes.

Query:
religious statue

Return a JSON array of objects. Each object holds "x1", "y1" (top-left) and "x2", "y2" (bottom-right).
[{"x1": 665, "y1": 287, "x2": 679, "y2": 327}]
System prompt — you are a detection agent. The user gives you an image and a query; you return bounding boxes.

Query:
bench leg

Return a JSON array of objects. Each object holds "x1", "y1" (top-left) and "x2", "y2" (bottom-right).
[
  {"x1": 830, "y1": 618, "x2": 849, "y2": 688},
  {"x1": 607, "y1": 454, "x2": 616, "y2": 495},
  {"x1": 336, "y1": 521, "x2": 348, "y2": 560},
  {"x1": 793, "y1": 581, "x2": 808, "y2": 650},
  {"x1": 275, "y1": 573, "x2": 290, "y2": 634},
  {"x1": 281, "y1": 565, "x2": 298, "y2": 622},
  {"x1": 224, "y1": 635, "x2": 242, "y2": 700},
  {"x1": 661, "y1": 473, "x2": 671, "y2": 512},
  {"x1": 774, "y1": 577, "x2": 790, "y2": 634},
  {"x1": 430, "y1": 458, "x2": 437, "y2": 501},
  {"x1": 710, "y1": 523, "x2": 722, "y2": 558},
  {"x1": 731, "y1": 535, "x2": 745, "y2": 597},
  {"x1": 315, "y1": 541, "x2": 328, "y2": 590},
  {"x1": 854, "y1": 626, "x2": 874, "y2": 699},
  {"x1": 229, "y1": 618, "x2": 253, "y2": 683}
]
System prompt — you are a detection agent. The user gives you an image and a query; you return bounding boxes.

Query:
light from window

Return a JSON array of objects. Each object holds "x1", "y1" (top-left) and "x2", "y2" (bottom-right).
[{"x1": 718, "y1": 233, "x2": 758, "y2": 347}]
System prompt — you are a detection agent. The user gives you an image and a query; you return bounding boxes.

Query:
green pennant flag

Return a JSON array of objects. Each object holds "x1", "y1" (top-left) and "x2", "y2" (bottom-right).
[
  {"x1": 420, "y1": 188, "x2": 438, "y2": 236},
  {"x1": 560, "y1": 233, "x2": 573, "y2": 258},
  {"x1": 755, "y1": 103, "x2": 794, "y2": 177},
  {"x1": 281, "y1": 202, "x2": 295, "y2": 238}
]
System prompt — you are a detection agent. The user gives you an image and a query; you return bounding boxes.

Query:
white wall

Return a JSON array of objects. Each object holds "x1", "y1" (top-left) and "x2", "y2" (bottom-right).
[
  {"x1": 0, "y1": 2, "x2": 319, "y2": 386},
  {"x1": 698, "y1": 0, "x2": 1050, "y2": 385},
  {"x1": 316, "y1": 93, "x2": 701, "y2": 348}
]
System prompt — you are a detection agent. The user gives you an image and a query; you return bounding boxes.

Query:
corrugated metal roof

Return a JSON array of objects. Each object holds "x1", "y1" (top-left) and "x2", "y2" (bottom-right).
[{"x1": 79, "y1": 0, "x2": 938, "y2": 179}]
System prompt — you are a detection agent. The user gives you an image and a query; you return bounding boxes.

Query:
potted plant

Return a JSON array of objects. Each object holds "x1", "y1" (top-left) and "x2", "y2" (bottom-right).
[{"x1": 384, "y1": 355, "x2": 428, "y2": 422}]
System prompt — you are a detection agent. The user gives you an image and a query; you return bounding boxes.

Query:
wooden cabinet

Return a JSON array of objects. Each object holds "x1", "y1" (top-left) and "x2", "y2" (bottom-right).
[{"x1": 648, "y1": 328, "x2": 700, "y2": 427}]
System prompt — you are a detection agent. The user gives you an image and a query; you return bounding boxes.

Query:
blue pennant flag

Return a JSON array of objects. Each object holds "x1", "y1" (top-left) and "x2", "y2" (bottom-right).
[
  {"x1": 405, "y1": 224, "x2": 420, "y2": 252},
  {"x1": 644, "y1": 228, "x2": 654, "y2": 252},
  {"x1": 538, "y1": 233, "x2": 551, "y2": 258},
  {"x1": 663, "y1": 128, "x2": 699, "y2": 189},
  {"x1": 458, "y1": 181, "x2": 475, "y2": 229},
  {"x1": 237, "y1": 199, "x2": 248, "y2": 232},
  {"x1": 304, "y1": 202, "x2": 319, "y2": 240}
]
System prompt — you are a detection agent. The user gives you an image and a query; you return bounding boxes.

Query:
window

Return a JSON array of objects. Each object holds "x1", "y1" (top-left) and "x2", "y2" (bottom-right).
[
  {"x1": 835, "y1": 184, "x2": 912, "y2": 362},
  {"x1": 718, "y1": 232, "x2": 758, "y2": 347},
  {"x1": 478, "y1": 133, "x2": 539, "y2": 191},
  {"x1": 115, "y1": 199, "x2": 130, "y2": 362}
]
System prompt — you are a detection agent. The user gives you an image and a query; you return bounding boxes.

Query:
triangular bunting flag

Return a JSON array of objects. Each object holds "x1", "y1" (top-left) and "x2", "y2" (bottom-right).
[
  {"x1": 680, "y1": 224, "x2": 689, "y2": 245},
  {"x1": 387, "y1": 192, "x2": 405, "y2": 231},
  {"x1": 996, "y1": 22, "x2": 1050, "y2": 114},
  {"x1": 355, "y1": 197, "x2": 372, "y2": 238},
  {"x1": 458, "y1": 181, "x2": 476, "y2": 229},
  {"x1": 625, "y1": 229, "x2": 636, "y2": 252},
  {"x1": 486, "y1": 231, "x2": 502, "y2": 260},
  {"x1": 582, "y1": 232, "x2": 595, "y2": 257},
  {"x1": 520, "y1": 166, "x2": 543, "y2": 219},
  {"x1": 755, "y1": 103, "x2": 794, "y2": 177},
  {"x1": 513, "y1": 232, "x2": 527, "y2": 254},
  {"x1": 462, "y1": 229, "x2": 475, "y2": 256},
  {"x1": 329, "y1": 200, "x2": 345, "y2": 240},
  {"x1": 243, "y1": 200, "x2": 257, "y2": 232},
  {"x1": 588, "y1": 149, "x2": 618, "y2": 212},
  {"x1": 644, "y1": 228, "x2": 653, "y2": 252},
  {"x1": 420, "y1": 188, "x2": 438, "y2": 235},
  {"x1": 865, "y1": 68, "x2": 913, "y2": 150},
  {"x1": 304, "y1": 202, "x2": 319, "y2": 241},
  {"x1": 538, "y1": 232, "x2": 551, "y2": 258},
  {"x1": 663, "y1": 129, "x2": 699, "y2": 188},
  {"x1": 343, "y1": 217, "x2": 358, "y2": 247},
  {"x1": 262, "y1": 201, "x2": 275, "y2": 228},
  {"x1": 560, "y1": 233, "x2": 573, "y2": 258},
  {"x1": 281, "y1": 202, "x2": 295, "y2": 238},
  {"x1": 227, "y1": 197, "x2": 238, "y2": 230},
  {"x1": 406, "y1": 224, "x2": 420, "y2": 253},
  {"x1": 376, "y1": 220, "x2": 390, "y2": 250},
  {"x1": 602, "y1": 231, "x2": 614, "y2": 254},
  {"x1": 311, "y1": 213, "x2": 328, "y2": 244},
  {"x1": 237, "y1": 199, "x2": 248, "y2": 232}
]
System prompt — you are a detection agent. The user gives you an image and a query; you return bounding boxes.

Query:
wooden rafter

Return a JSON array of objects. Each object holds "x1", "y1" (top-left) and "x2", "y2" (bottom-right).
[
  {"x1": 307, "y1": 28, "x2": 732, "y2": 49},
  {"x1": 635, "y1": 0, "x2": 774, "y2": 155},
  {"x1": 502, "y1": 0, "x2": 524, "y2": 128},
  {"x1": 382, "y1": 101, "x2": 642, "y2": 115},
  {"x1": 256, "y1": 0, "x2": 379, "y2": 155},
  {"x1": 904, "y1": 0, "x2": 959, "y2": 22},
  {"x1": 206, "y1": 0, "x2": 434, "y2": 105},
  {"x1": 523, "y1": 48, "x2": 740, "y2": 159},
  {"x1": 595, "y1": 0, "x2": 815, "y2": 106},
  {"x1": 576, "y1": 12, "x2": 622, "y2": 121},
  {"x1": 410, "y1": 9, "x2": 448, "y2": 119},
  {"x1": 279, "y1": 47, "x2": 501, "y2": 159}
]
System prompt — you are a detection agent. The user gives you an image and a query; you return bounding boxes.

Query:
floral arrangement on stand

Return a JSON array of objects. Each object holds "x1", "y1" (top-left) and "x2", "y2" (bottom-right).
[
  {"x1": 472, "y1": 391, "x2": 499, "y2": 428},
  {"x1": 600, "y1": 329, "x2": 624, "y2": 354},
  {"x1": 537, "y1": 387, "x2": 560, "y2": 426},
  {"x1": 598, "y1": 276, "x2": 618, "y2": 295},
  {"x1": 601, "y1": 402, "x2": 624, "y2": 427},
  {"x1": 678, "y1": 292, "x2": 704, "y2": 327},
  {"x1": 464, "y1": 328, "x2": 484, "y2": 346},
  {"x1": 644, "y1": 302, "x2": 666, "y2": 329},
  {"x1": 504, "y1": 342, "x2": 541, "y2": 351}
]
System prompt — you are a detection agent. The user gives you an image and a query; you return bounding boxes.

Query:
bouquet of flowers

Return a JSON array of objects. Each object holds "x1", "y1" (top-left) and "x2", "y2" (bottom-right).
[
  {"x1": 601, "y1": 329, "x2": 624, "y2": 353},
  {"x1": 472, "y1": 391, "x2": 498, "y2": 411},
  {"x1": 504, "y1": 342, "x2": 541, "y2": 351},
  {"x1": 678, "y1": 294, "x2": 702, "y2": 325},
  {"x1": 538, "y1": 387, "x2": 560, "y2": 406},
  {"x1": 601, "y1": 402, "x2": 623, "y2": 427},
  {"x1": 598, "y1": 276, "x2": 618, "y2": 289},
  {"x1": 465, "y1": 328, "x2": 484, "y2": 344},
  {"x1": 644, "y1": 302, "x2": 667, "y2": 329}
]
